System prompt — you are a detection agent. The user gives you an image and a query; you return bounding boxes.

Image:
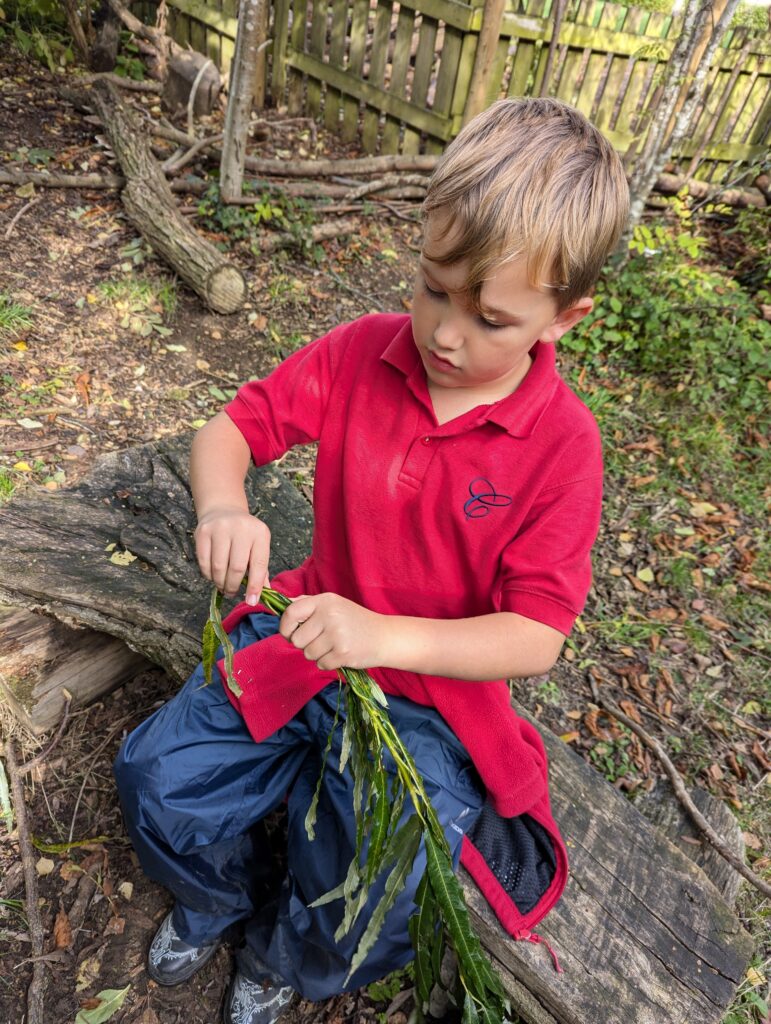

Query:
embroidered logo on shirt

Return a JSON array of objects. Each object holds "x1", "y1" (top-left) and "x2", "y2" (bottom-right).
[{"x1": 464, "y1": 478, "x2": 513, "y2": 520}]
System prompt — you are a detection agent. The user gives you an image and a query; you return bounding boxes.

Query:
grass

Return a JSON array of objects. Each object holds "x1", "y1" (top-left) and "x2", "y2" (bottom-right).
[
  {"x1": 0, "y1": 293, "x2": 34, "y2": 337},
  {"x1": 97, "y1": 274, "x2": 178, "y2": 317},
  {"x1": 0, "y1": 468, "x2": 16, "y2": 504}
]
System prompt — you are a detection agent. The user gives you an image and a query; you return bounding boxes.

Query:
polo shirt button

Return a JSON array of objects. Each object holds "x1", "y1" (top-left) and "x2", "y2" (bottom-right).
[{"x1": 422, "y1": 436, "x2": 431, "y2": 445}]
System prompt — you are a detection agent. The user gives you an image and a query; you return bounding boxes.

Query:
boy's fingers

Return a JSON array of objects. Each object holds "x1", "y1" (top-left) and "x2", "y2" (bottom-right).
[
  {"x1": 279, "y1": 596, "x2": 313, "y2": 639},
  {"x1": 195, "y1": 531, "x2": 212, "y2": 582},
  {"x1": 246, "y1": 545, "x2": 270, "y2": 606},
  {"x1": 209, "y1": 536, "x2": 233, "y2": 593},
  {"x1": 224, "y1": 540, "x2": 250, "y2": 597}
]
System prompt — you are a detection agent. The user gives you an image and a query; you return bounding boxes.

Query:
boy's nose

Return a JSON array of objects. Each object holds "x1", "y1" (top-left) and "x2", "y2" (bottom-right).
[{"x1": 433, "y1": 317, "x2": 464, "y2": 350}]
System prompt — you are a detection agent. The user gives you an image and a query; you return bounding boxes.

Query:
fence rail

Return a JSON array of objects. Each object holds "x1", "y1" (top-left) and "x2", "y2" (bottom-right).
[{"x1": 136, "y1": 0, "x2": 771, "y2": 185}]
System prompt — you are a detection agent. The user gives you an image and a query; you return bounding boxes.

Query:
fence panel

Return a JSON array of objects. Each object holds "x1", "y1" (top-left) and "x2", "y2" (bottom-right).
[{"x1": 150, "y1": 0, "x2": 771, "y2": 185}]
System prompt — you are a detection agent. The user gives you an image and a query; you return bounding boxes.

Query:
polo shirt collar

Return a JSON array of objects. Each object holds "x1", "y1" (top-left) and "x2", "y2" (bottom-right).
[{"x1": 381, "y1": 318, "x2": 559, "y2": 439}]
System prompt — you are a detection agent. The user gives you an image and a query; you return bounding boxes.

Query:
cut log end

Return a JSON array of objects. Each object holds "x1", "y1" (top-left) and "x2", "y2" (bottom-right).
[{"x1": 206, "y1": 263, "x2": 247, "y2": 313}]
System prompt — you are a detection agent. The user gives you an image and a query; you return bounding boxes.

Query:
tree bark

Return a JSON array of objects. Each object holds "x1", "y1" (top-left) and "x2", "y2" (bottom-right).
[
  {"x1": 0, "y1": 607, "x2": 148, "y2": 736},
  {"x1": 86, "y1": 79, "x2": 246, "y2": 314},
  {"x1": 220, "y1": 0, "x2": 268, "y2": 202},
  {"x1": 618, "y1": 0, "x2": 743, "y2": 257}
]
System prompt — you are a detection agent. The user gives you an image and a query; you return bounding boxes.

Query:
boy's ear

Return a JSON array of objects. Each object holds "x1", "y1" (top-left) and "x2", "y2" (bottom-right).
[{"x1": 540, "y1": 297, "x2": 594, "y2": 344}]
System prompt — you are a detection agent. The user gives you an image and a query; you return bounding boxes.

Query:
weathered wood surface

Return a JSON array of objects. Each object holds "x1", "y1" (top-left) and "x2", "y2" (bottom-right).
[
  {"x1": 0, "y1": 434, "x2": 753, "y2": 1024},
  {"x1": 86, "y1": 79, "x2": 246, "y2": 314},
  {"x1": 0, "y1": 434, "x2": 311, "y2": 681},
  {"x1": 0, "y1": 607, "x2": 148, "y2": 735}
]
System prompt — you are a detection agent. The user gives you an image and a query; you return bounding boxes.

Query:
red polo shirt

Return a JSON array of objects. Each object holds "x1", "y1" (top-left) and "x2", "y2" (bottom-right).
[{"x1": 219, "y1": 313, "x2": 602, "y2": 820}]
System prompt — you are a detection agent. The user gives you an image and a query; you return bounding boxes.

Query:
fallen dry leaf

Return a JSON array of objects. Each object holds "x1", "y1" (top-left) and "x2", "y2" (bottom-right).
[
  {"x1": 36, "y1": 857, "x2": 55, "y2": 876},
  {"x1": 54, "y1": 905, "x2": 73, "y2": 949},
  {"x1": 701, "y1": 612, "x2": 732, "y2": 632},
  {"x1": 104, "y1": 916, "x2": 126, "y2": 936}
]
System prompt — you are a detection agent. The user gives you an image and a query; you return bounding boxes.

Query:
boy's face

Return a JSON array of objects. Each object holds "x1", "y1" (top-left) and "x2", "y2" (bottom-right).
[{"x1": 411, "y1": 218, "x2": 592, "y2": 404}]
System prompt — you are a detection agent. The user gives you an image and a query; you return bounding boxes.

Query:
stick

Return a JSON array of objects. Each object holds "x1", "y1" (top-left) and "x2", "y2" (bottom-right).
[
  {"x1": 586, "y1": 672, "x2": 771, "y2": 898},
  {"x1": 81, "y1": 72, "x2": 162, "y2": 93},
  {"x1": 3, "y1": 736, "x2": 48, "y2": 1023},
  {"x1": 187, "y1": 58, "x2": 214, "y2": 139},
  {"x1": 4, "y1": 197, "x2": 41, "y2": 239},
  {"x1": 346, "y1": 174, "x2": 429, "y2": 200},
  {"x1": 19, "y1": 693, "x2": 73, "y2": 778},
  {"x1": 163, "y1": 132, "x2": 224, "y2": 175}
]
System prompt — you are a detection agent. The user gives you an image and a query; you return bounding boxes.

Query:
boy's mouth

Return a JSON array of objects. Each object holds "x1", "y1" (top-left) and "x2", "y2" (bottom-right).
[{"x1": 427, "y1": 349, "x2": 459, "y2": 371}]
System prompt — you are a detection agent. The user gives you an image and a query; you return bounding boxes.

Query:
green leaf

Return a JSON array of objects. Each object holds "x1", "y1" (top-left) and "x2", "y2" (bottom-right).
[
  {"x1": 365, "y1": 767, "x2": 391, "y2": 884},
  {"x1": 345, "y1": 815, "x2": 422, "y2": 983},
  {"x1": 424, "y1": 832, "x2": 506, "y2": 1005},
  {"x1": 339, "y1": 713, "x2": 353, "y2": 775},
  {"x1": 74, "y1": 986, "x2": 130, "y2": 1024},
  {"x1": 207, "y1": 587, "x2": 241, "y2": 697},
  {"x1": 409, "y1": 871, "x2": 437, "y2": 1010},
  {"x1": 201, "y1": 619, "x2": 217, "y2": 686},
  {"x1": 462, "y1": 994, "x2": 481, "y2": 1024},
  {"x1": 305, "y1": 682, "x2": 342, "y2": 840}
]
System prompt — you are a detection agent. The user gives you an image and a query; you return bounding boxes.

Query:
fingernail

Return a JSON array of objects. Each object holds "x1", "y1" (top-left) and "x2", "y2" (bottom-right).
[{"x1": 246, "y1": 594, "x2": 258, "y2": 606}]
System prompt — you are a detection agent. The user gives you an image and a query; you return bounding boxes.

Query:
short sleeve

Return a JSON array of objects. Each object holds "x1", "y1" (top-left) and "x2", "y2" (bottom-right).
[
  {"x1": 497, "y1": 472, "x2": 603, "y2": 635},
  {"x1": 224, "y1": 320, "x2": 357, "y2": 465}
]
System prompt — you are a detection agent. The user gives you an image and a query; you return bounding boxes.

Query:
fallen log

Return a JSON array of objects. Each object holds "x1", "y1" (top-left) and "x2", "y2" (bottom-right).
[
  {"x1": 84, "y1": 79, "x2": 246, "y2": 314},
  {"x1": 0, "y1": 433, "x2": 754, "y2": 1024},
  {"x1": 0, "y1": 607, "x2": 148, "y2": 736}
]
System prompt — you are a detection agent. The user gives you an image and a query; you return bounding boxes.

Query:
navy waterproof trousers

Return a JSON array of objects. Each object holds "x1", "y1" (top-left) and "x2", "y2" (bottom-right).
[{"x1": 114, "y1": 613, "x2": 484, "y2": 1000}]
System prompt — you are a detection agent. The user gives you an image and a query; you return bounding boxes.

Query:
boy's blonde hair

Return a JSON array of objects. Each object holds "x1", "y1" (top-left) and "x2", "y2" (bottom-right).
[{"x1": 422, "y1": 98, "x2": 629, "y2": 311}]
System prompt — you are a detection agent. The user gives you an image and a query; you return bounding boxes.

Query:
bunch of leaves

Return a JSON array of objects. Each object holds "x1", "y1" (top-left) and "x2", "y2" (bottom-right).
[
  {"x1": 114, "y1": 31, "x2": 146, "y2": 80},
  {"x1": 202, "y1": 586, "x2": 510, "y2": 1023},
  {"x1": 197, "y1": 183, "x2": 318, "y2": 257},
  {"x1": 0, "y1": 0, "x2": 74, "y2": 69},
  {"x1": 565, "y1": 203, "x2": 770, "y2": 416}
]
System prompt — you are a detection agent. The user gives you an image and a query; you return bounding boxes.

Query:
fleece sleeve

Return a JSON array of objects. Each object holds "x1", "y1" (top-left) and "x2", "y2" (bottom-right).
[
  {"x1": 497, "y1": 471, "x2": 603, "y2": 635},
  {"x1": 223, "y1": 320, "x2": 356, "y2": 466}
]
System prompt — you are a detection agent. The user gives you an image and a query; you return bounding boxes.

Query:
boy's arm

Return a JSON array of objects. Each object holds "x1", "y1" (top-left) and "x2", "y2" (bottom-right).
[
  {"x1": 279, "y1": 593, "x2": 565, "y2": 680},
  {"x1": 190, "y1": 412, "x2": 272, "y2": 599}
]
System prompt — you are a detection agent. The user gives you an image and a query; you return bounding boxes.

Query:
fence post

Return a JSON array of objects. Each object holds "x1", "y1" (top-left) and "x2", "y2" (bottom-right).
[
  {"x1": 271, "y1": 0, "x2": 290, "y2": 105},
  {"x1": 462, "y1": 0, "x2": 507, "y2": 125}
]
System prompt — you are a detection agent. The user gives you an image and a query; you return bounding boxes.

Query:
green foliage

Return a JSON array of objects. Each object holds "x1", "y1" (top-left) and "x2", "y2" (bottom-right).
[
  {"x1": 723, "y1": 205, "x2": 771, "y2": 293},
  {"x1": 0, "y1": 294, "x2": 34, "y2": 337},
  {"x1": 197, "y1": 184, "x2": 318, "y2": 257},
  {"x1": 366, "y1": 965, "x2": 413, "y2": 1004},
  {"x1": 721, "y1": 958, "x2": 769, "y2": 1024},
  {"x1": 0, "y1": 0, "x2": 74, "y2": 69},
  {"x1": 588, "y1": 729, "x2": 639, "y2": 785},
  {"x1": 114, "y1": 31, "x2": 146, "y2": 80},
  {"x1": 204, "y1": 586, "x2": 511, "y2": 1023},
  {"x1": 730, "y1": 2, "x2": 769, "y2": 31},
  {"x1": 566, "y1": 204, "x2": 770, "y2": 416},
  {"x1": 0, "y1": 469, "x2": 14, "y2": 506}
]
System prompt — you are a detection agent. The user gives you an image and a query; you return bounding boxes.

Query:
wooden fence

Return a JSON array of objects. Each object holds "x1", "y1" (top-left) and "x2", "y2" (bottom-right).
[{"x1": 135, "y1": 0, "x2": 771, "y2": 184}]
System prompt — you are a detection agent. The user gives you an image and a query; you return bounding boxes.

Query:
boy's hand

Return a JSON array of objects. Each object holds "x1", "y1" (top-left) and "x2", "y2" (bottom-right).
[
  {"x1": 279, "y1": 593, "x2": 389, "y2": 671},
  {"x1": 194, "y1": 506, "x2": 271, "y2": 603}
]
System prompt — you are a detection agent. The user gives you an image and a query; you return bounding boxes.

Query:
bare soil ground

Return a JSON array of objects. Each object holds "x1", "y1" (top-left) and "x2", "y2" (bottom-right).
[{"x1": 1, "y1": 46, "x2": 768, "y2": 1024}]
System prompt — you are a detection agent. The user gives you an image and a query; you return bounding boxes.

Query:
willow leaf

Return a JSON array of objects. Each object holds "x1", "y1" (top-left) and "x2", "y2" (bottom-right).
[
  {"x1": 207, "y1": 587, "x2": 241, "y2": 697},
  {"x1": 305, "y1": 681, "x2": 342, "y2": 841},
  {"x1": 424, "y1": 832, "x2": 506, "y2": 1006},
  {"x1": 462, "y1": 994, "x2": 481, "y2": 1024},
  {"x1": 365, "y1": 768, "x2": 391, "y2": 884},
  {"x1": 308, "y1": 879, "x2": 346, "y2": 908},
  {"x1": 339, "y1": 712, "x2": 353, "y2": 775},
  {"x1": 410, "y1": 870, "x2": 437, "y2": 1010},
  {"x1": 344, "y1": 815, "x2": 422, "y2": 983},
  {"x1": 201, "y1": 619, "x2": 218, "y2": 686}
]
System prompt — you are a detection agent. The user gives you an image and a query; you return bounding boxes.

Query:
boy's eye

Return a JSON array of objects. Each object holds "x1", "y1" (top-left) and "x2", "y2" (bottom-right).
[
  {"x1": 423, "y1": 280, "x2": 445, "y2": 299},
  {"x1": 478, "y1": 316, "x2": 507, "y2": 330}
]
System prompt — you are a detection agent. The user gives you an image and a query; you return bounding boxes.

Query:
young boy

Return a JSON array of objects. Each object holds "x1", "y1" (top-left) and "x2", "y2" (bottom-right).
[{"x1": 114, "y1": 98, "x2": 629, "y2": 1024}]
